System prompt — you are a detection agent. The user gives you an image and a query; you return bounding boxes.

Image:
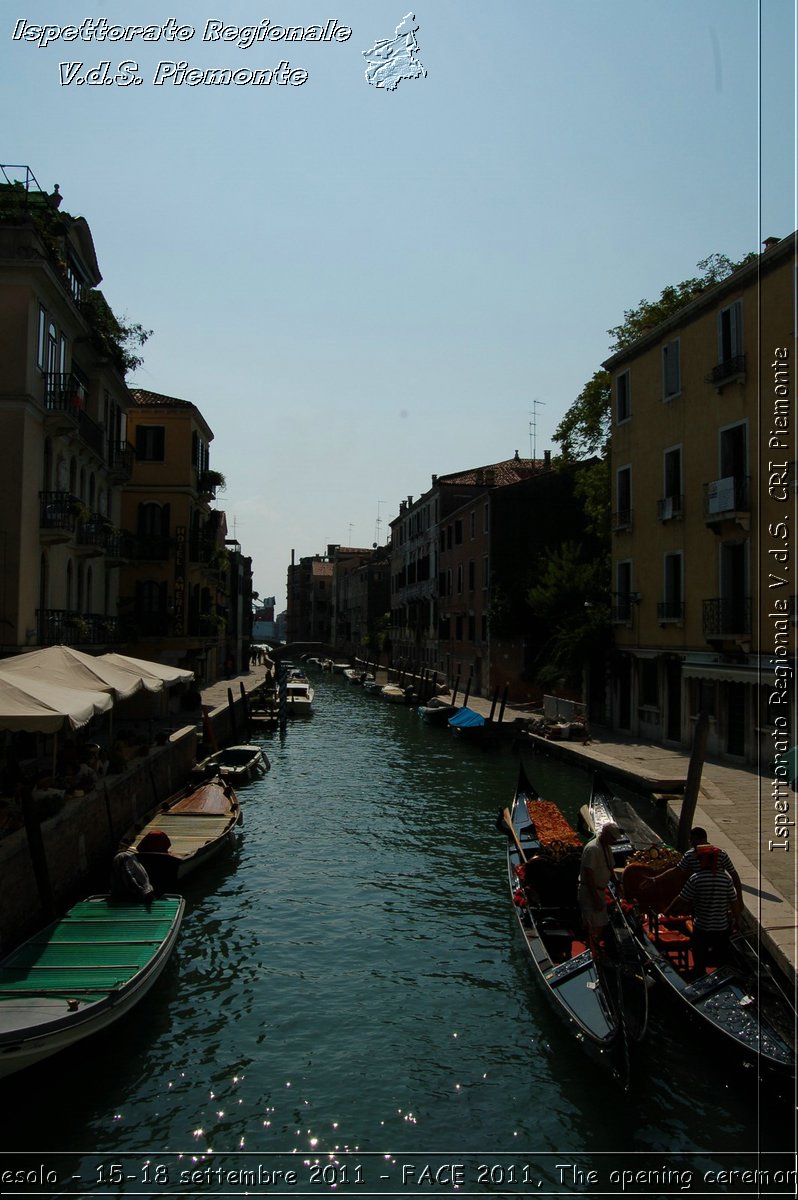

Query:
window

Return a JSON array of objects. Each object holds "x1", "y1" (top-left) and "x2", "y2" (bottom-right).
[
  {"x1": 718, "y1": 300, "x2": 743, "y2": 363},
  {"x1": 614, "y1": 561, "x2": 632, "y2": 622},
  {"x1": 661, "y1": 552, "x2": 683, "y2": 621},
  {"x1": 483, "y1": 503, "x2": 489, "y2": 533},
  {"x1": 136, "y1": 425, "x2": 165, "y2": 461},
  {"x1": 468, "y1": 560, "x2": 475, "y2": 591},
  {"x1": 614, "y1": 466, "x2": 632, "y2": 529},
  {"x1": 468, "y1": 615, "x2": 475, "y2": 641},
  {"x1": 470, "y1": 511, "x2": 475, "y2": 539},
  {"x1": 454, "y1": 519, "x2": 463, "y2": 545},
  {"x1": 660, "y1": 446, "x2": 683, "y2": 519},
  {"x1": 663, "y1": 339, "x2": 680, "y2": 399},
  {"x1": 456, "y1": 564, "x2": 463, "y2": 594},
  {"x1": 37, "y1": 306, "x2": 47, "y2": 369},
  {"x1": 483, "y1": 555, "x2": 489, "y2": 589},
  {"x1": 616, "y1": 370, "x2": 631, "y2": 422}
]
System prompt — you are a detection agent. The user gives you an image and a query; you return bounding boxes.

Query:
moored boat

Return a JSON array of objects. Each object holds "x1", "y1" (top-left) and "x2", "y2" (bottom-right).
[
  {"x1": 284, "y1": 677, "x2": 314, "y2": 715},
  {"x1": 192, "y1": 744, "x2": 269, "y2": 783},
  {"x1": 448, "y1": 705, "x2": 485, "y2": 736},
  {"x1": 381, "y1": 684, "x2": 407, "y2": 703},
  {"x1": 502, "y1": 765, "x2": 648, "y2": 1082},
  {"x1": 0, "y1": 894, "x2": 184, "y2": 1079},
  {"x1": 590, "y1": 774, "x2": 796, "y2": 1077},
  {"x1": 418, "y1": 699, "x2": 457, "y2": 725},
  {"x1": 121, "y1": 775, "x2": 241, "y2": 889}
]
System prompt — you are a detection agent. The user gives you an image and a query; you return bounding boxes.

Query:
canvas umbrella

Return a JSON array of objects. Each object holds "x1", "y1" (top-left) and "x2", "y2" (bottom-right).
[
  {"x1": 0, "y1": 669, "x2": 113, "y2": 733},
  {"x1": 100, "y1": 653, "x2": 193, "y2": 687},
  {"x1": 0, "y1": 645, "x2": 155, "y2": 700}
]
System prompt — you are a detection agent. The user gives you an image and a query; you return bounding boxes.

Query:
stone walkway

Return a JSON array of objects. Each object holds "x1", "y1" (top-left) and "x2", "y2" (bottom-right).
[{"x1": 202, "y1": 667, "x2": 797, "y2": 985}]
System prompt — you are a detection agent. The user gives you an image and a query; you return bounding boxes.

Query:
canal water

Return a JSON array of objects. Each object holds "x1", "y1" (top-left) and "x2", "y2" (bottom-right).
[{"x1": 0, "y1": 672, "x2": 793, "y2": 1198}]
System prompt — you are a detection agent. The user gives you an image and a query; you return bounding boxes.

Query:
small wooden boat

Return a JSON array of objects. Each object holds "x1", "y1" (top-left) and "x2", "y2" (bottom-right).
[
  {"x1": 122, "y1": 776, "x2": 241, "y2": 889},
  {"x1": 502, "y1": 765, "x2": 648, "y2": 1082},
  {"x1": 0, "y1": 894, "x2": 184, "y2": 1079},
  {"x1": 590, "y1": 773, "x2": 796, "y2": 1077},
  {"x1": 381, "y1": 684, "x2": 407, "y2": 703},
  {"x1": 362, "y1": 678, "x2": 383, "y2": 694},
  {"x1": 192, "y1": 744, "x2": 269, "y2": 783},
  {"x1": 448, "y1": 705, "x2": 485, "y2": 735},
  {"x1": 418, "y1": 699, "x2": 457, "y2": 725}
]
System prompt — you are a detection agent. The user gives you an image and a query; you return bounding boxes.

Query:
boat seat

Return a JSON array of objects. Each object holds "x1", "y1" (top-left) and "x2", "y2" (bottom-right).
[{"x1": 655, "y1": 921, "x2": 692, "y2": 971}]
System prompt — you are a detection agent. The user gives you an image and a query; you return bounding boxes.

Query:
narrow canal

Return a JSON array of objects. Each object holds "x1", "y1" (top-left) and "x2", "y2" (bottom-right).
[{"x1": 1, "y1": 672, "x2": 792, "y2": 1197}]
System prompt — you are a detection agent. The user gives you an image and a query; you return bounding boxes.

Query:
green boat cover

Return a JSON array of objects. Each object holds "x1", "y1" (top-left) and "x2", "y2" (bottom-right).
[{"x1": 0, "y1": 897, "x2": 182, "y2": 996}]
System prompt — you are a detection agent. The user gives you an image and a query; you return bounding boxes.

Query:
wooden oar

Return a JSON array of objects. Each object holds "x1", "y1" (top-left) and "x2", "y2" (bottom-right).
[{"x1": 501, "y1": 807, "x2": 528, "y2": 863}]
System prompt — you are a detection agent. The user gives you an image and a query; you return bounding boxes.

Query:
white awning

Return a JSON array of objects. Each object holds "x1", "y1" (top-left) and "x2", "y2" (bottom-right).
[{"x1": 682, "y1": 662, "x2": 775, "y2": 686}]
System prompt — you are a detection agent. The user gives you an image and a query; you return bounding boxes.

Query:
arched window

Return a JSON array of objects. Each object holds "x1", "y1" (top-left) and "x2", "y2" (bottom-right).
[{"x1": 65, "y1": 559, "x2": 73, "y2": 610}]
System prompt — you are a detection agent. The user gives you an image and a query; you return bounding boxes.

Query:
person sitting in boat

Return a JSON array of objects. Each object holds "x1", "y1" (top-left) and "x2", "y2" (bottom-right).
[
  {"x1": 677, "y1": 827, "x2": 743, "y2": 908},
  {"x1": 665, "y1": 852, "x2": 742, "y2": 976},
  {"x1": 110, "y1": 848, "x2": 155, "y2": 906},
  {"x1": 578, "y1": 822, "x2": 623, "y2": 943}
]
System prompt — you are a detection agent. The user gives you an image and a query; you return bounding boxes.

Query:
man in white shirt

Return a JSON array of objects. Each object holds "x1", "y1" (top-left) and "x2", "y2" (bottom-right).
[{"x1": 578, "y1": 821, "x2": 623, "y2": 935}]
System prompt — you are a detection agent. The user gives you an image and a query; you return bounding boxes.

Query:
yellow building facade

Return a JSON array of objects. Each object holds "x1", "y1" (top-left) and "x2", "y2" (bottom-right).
[
  {"x1": 120, "y1": 390, "x2": 228, "y2": 680},
  {"x1": 605, "y1": 233, "x2": 795, "y2": 766}
]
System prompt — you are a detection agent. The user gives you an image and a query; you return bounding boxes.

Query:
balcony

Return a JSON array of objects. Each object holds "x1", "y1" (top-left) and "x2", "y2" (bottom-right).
[
  {"x1": 108, "y1": 440, "x2": 135, "y2": 483},
  {"x1": 611, "y1": 593, "x2": 637, "y2": 624},
  {"x1": 611, "y1": 508, "x2": 633, "y2": 533},
  {"x1": 657, "y1": 495, "x2": 684, "y2": 521},
  {"x1": 39, "y1": 491, "x2": 77, "y2": 542},
  {"x1": 702, "y1": 597, "x2": 752, "y2": 641},
  {"x1": 189, "y1": 536, "x2": 215, "y2": 564},
  {"x1": 36, "y1": 609, "x2": 120, "y2": 646},
  {"x1": 703, "y1": 476, "x2": 750, "y2": 532},
  {"x1": 657, "y1": 600, "x2": 685, "y2": 623},
  {"x1": 75, "y1": 513, "x2": 109, "y2": 557},
  {"x1": 43, "y1": 372, "x2": 86, "y2": 432},
  {"x1": 706, "y1": 354, "x2": 746, "y2": 389},
  {"x1": 77, "y1": 408, "x2": 104, "y2": 457},
  {"x1": 105, "y1": 528, "x2": 135, "y2": 565}
]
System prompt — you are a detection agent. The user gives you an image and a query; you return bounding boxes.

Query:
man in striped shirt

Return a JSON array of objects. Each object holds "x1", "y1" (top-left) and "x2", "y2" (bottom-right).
[
  {"x1": 677, "y1": 827, "x2": 743, "y2": 908},
  {"x1": 667, "y1": 850, "x2": 742, "y2": 975}
]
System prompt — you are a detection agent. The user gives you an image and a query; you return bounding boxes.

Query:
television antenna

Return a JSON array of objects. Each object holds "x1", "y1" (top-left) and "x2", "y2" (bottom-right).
[
  {"x1": 529, "y1": 398, "x2": 546, "y2": 459},
  {"x1": 373, "y1": 500, "x2": 385, "y2": 547}
]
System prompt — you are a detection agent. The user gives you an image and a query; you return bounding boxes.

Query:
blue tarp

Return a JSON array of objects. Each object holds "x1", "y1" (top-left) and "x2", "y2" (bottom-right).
[{"x1": 448, "y1": 706, "x2": 485, "y2": 729}]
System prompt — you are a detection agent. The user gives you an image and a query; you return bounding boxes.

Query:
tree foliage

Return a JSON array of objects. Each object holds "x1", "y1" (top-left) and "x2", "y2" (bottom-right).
[
  {"x1": 526, "y1": 542, "x2": 612, "y2": 688},
  {"x1": 81, "y1": 290, "x2": 152, "y2": 376}
]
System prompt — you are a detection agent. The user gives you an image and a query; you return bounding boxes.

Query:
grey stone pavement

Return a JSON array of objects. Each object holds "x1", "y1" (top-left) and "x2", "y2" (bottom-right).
[{"x1": 203, "y1": 667, "x2": 797, "y2": 986}]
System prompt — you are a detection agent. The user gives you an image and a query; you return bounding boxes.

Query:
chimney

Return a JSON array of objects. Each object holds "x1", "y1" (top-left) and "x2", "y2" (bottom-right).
[
  {"x1": 544, "y1": 450, "x2": 551, "y2": 469},
  {"x1": 762, "y1": 236, "x2": 780, "y2": 252},
  {"x1": 407, "y1": 495, "x2": 413, "y2": 507},
  {"x1": 514, "y1": 449, "x2": 520, "y2": 461},
  {"x1": 431, "y1": 474, "x2": 437, "y2": 485}
]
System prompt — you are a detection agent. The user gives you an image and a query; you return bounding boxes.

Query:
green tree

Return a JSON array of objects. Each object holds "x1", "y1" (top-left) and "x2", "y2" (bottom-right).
[{"x1": 526, "y1": 542, "x2": 611, "y2": 688}]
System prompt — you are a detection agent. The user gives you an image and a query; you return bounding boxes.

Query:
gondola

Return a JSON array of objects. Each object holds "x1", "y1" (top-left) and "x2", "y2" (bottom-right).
[
  {"x1": 0, "y1": 895, "x2": 184, "y2": 1079},
  {"x1": 121, "y1": 774, "x2": 242, "y2": 890},
  {"x1": 589, "y1": 772, "x2": 796, "y2": 1077},
  {"x1": 501, "y1": 764, "x2": 648, "y2": 1083}
]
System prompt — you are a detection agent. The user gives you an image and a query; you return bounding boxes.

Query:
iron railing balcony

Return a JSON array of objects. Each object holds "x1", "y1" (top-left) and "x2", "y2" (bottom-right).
[
  {"x1": 36, "y1": 609, "x2": 118, "y2": 646},
  {"x1": 611, "y1": 593, "x2": 635, "y2": 623},
  {"x1": 702, "y1": 597, "x2": 752, "y2": 638},
  {"x1": 105, "y1": 528, "x2": 135, "y2": 563},
  {"x1": 611, "y1": 508, "x2": 633, "y2": 532},
  {"x1": 39, "y1": 491, "x2": 77, "y2": 536},
  {"x1": 657, "y1": 600, "x2": 685, "y2": 621},
  {"x1": 75, "y1": 513, "x2": 109, "y2": 555},
  {"x1": 108, "y1": 440, "x2": 135, "y2": 481},
  {"x1": 657, "y1": 495, "x2": 684, "y2": 521},
  {"x1": 77, "y1": 408, "x2": 104, "y2": 457},
  {"x1": 707, "y1": 354, "x2": 746, "y2": 386},
  {"x1": 189, "y1": 536, "x2": 215, "y2": 564},
  {"x1": 43, "y1": 372, "x2": 86, "y2": 417}
]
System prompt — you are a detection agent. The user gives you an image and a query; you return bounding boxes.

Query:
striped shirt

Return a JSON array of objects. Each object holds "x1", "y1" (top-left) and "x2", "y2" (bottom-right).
[
  {"x1": 680, "y1": 870, "x2": 736, "y2": 931},
  {"x1": 678, "y1": 846, "x2": 735, "y2": 876}
]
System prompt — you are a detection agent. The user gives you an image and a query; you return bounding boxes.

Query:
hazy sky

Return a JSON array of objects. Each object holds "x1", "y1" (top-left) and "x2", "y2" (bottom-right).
[{"x1": 2, "y1": 1, "x2": 794, "y2": 607}]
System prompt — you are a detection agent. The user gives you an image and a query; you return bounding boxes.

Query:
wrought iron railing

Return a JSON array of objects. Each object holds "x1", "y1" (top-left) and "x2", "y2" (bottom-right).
[
  {"x1": 657, "y1": 600, "x2": 685, "y2": 621},
  {"x1": 611, "y1": 509, "x2": 633, "y2": 532},
  {"x1": 43, "y1": 372, "x2": 86, "y2": 415},
  {"x1": 39, "y1": 491, "x2": 77, "y2": 532},
  {"x1": 707, "y1": 354, "x2": 746, "y2": 385},
  {"x1": 702, "y1": 597, "x2": 752, "y2": 637}
]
